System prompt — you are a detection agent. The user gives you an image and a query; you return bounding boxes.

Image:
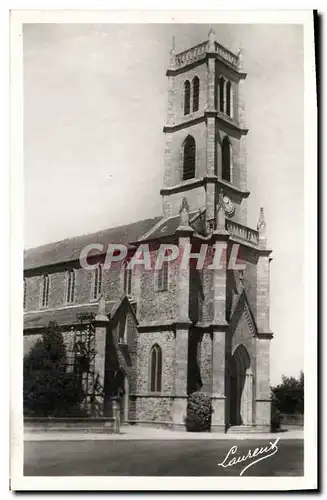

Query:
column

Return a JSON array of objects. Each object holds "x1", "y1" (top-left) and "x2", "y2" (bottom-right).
[
  {"x1": 200, "y1": 332, "x2": 212, "y2": 394},
  {"x1": 172, "y1": 220, "x2": 193, "y2": 428},
  {"x1": 173, "y1": 326, "x2": 189, "y2": 428},
  {"x1": 255, "y1": 210, "x2": 273, "y2": 429},
  {"x1": 255, "y1": 337, "x2": 272, "y2": 430},
  {"x1": 237, "y1": 49, "x2": 246, "y2": 129},
  {"x1": 205, "y1": 49, "x2": 217, "y2": 226},
  {"x1": 237, "y1": 49, "x2": 248, "y2": 224},
  {"x1": 205, "y1": 114, "x2": 216, "y2": 226},
  {"x1": 94, "y1": 298, "x2": 110, "y2": 416},
  {"x1": 162, "y1": 47, "x2": 176, "y2": 218},
  {"x1": 211, "y1": 228, "x2": 230, "y2": 432},
  {"x1": 206, "y1": 54, "x2": 216, "y2": 112},
  {"x1": 256, "y1": 208, "x2": 272, "y2": 332}
]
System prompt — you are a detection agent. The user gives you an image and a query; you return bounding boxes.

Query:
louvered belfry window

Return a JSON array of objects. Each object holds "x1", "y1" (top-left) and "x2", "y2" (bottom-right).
[
  {"x1": 226, "y1": 80, "x2": 232, "y2": 116},
  {"x1": 41, "y1": 274, "x2": 50, "y2": 307},
  {"x1": 66, "y1": 269, "x2": 75, "y2": 303},
  {"x1": 124, "y1": 266, "x2": 132, "y2": 295},
  {"x1": 219, "y1": 76, "x2": 225, "y2": 112},
  {"x1": 182, "y1": 135, "x2": 196, "y2": 181},
  {"x1": 23, "y1": 278, "x2": 27, "y2": 309},
  {"x1": 93, "y1": 264, "x2": 102, "y2": 300},
  {"x1": 184, "y1": 80, "x2": 191, "y2": 115},
  {"x1": 222, "y1": 136, "x2": 231, "y2": 182},
  {"x1": 192, "y1": 76, "x2": 200, "y2": 112}
]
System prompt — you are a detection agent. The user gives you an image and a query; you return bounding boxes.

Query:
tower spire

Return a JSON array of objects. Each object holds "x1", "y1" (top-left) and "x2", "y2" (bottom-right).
[
  {"x1": 179, "y1": 196, "x2": 190, "y2": 228},
  {"x1": 257, "y1": 207, "x2": 267, "y2": 249},
  {"x1": 215, "y1": 190, "x2": 226, "y2": 232},
  {"x1": 171, "y1": 35, "x2": 175, "y2": 52},
  {"x1": 207, "y1": 28, "x2": 216, "y2": 52},
  {"x1": 237, "y1": 48, "x2": 245, "y2": 71},
  {"x1": 169, "y1": 35, "x2": 176, "y2": 70},
  {"x1": 95, "y1": 294, "x2": 108, "y2": 322}
]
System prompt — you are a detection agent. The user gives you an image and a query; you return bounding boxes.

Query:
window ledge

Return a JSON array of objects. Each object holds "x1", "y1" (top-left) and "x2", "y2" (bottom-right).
[{"x1": 160, "y1": 177, "x2": 204, "y2": 195}]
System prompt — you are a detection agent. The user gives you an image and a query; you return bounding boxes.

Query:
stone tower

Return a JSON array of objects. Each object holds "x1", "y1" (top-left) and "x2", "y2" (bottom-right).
[{"x1": 161, "y1": 29, "x2": 249, "y2": 230}]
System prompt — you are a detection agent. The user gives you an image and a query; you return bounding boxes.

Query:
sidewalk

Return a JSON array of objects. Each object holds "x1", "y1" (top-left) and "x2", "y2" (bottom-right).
[{"x1": 24, "y1": 425, "x2": 303, "y2": 441}]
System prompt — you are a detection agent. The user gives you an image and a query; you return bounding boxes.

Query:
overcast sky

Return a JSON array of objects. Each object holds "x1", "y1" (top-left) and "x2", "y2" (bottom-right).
[{"x1": 23, "y1": 23, "x2": 304, "y2": 385}]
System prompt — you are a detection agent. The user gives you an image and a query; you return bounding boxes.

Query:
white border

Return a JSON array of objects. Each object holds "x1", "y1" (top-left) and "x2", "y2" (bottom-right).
[{"x1": 9, "y1": 9, "x2": 317, "y2": 491}]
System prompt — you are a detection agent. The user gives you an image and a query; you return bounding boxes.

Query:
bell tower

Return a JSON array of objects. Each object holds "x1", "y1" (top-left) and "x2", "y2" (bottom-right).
[{"x1": 161, "y1": 30, "x2": 249, "y2": 229}]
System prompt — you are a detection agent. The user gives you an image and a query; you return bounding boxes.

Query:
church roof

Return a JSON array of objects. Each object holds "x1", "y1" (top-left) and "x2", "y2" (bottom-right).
[
  {"x1": 24, "y1": 216, "x2": 162, "y2": 271},
  {"x1": 23, "y1": 302, "x2": 113, "y2": 331},
  {"x1": 24, "y1": 296, "x2": 138, "y2": 332},
  {"x1": 137, "y1": 210, "x2": 205, "y2": 242}
]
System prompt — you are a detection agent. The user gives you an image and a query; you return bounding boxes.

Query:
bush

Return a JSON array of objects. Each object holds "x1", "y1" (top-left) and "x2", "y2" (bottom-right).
[
  {"x1": 185, "y1": 392, "x2": 213, "y2": 432},
  {"x1": 270, "y1": 390, "x2": 281, "y2": 432},
  {"x1": 23, "y1": 322, "x2": 85, "y2": 417},
  {"x1": 271, "y1": 404, "x2": 281, "y2": 432}
]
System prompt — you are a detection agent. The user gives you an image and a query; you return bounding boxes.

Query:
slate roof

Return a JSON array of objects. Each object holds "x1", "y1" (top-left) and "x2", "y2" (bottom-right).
[
  {"x1": 24, "y1": 216, "x2": 162, "y2": 271},
  {"x1": 24, "y1": 295, "x2": 138, "y2": 332},
  {"x1": 138, "y1": 210, "x2": 204, "y2": 242},
  {"x1": 23, "y1": 302, "x2": 114, "y2": 330}
]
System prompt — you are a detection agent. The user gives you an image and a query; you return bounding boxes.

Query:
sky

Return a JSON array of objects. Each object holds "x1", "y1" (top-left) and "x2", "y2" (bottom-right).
[{"x1": 23, "y1": 23, "x2": 304, "y2": 385}]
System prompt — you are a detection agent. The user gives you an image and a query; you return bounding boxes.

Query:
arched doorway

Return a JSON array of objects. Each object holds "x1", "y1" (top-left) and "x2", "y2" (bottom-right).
[{"x1": 229, "y1": 344, "x2": 253, "y2": 426}]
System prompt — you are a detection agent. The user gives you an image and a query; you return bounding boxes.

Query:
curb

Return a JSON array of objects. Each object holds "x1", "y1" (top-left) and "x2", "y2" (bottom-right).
[{"x1": 24, "y1": 430, "x2": 304, "y2": 442}]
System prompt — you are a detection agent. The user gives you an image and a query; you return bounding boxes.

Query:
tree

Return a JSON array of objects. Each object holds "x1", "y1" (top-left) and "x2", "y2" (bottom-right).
[
  {"x1": 271, "y1": 371, "x2": 304, "y2": 415},
  {"x1": 24, "y1": 322, "x2": 85, "y2": 417}
]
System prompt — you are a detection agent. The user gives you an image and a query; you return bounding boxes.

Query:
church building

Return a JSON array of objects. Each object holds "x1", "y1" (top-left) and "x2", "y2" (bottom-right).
[{"x1": 24, "y1": 30, "x2": 273, "y2": 432}]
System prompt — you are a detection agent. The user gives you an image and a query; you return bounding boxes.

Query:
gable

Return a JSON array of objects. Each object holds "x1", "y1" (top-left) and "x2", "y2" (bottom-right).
[{"x1": 229, "y1": 289, "x2": 258, "y2": 359}]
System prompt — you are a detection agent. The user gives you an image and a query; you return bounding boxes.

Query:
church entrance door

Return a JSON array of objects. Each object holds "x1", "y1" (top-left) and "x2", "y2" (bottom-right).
[{"x1": 229, "y1": 344, "x2": 253, "y2": 426}]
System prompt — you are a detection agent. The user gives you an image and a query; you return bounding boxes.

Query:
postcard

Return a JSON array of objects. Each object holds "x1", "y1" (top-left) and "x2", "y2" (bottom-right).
[{"x1": 10, "y1": 8, "x2": 317, "y2": 491}]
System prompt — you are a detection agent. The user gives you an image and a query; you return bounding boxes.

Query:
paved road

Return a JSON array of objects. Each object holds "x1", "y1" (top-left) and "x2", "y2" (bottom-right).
[{"x1": 24, "y1": 438, "x2": 303, "y2": 476}]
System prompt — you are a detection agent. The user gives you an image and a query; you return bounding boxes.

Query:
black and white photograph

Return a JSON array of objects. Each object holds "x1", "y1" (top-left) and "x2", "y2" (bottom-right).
[{"x1": 9, "y1": 9, "x2": 317, "y2": 491}]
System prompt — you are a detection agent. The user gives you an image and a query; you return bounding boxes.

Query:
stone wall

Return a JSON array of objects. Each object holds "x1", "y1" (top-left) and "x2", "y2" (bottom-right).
[
  {"x1": 135, "y1": 330, "x2": 175, "y2": 395},
  {"x1": 24, "y1": 263, "x2": 125, "y2": 313},
  {"x1": 202, "y1": 266, "x2": 214, "y2": 323},
  {"x1": 240, "y1": 246, "x2": 258, "y2": 318},
  {"x1": 138, "y1": 248, "x2": 178, "y2": 325},
  {"x1": 134, "y1": 396, "x2": 174, "y2": 423},
  {"x1": 163, "y1": 121, "x2": 207, "y2": 190},
  {"x1": 162, "y1": 185, "x2": 206, "y2": 218}
]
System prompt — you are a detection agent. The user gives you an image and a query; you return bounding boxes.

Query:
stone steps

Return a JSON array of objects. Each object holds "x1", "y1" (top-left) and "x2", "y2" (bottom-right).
[{"x1": 227, "y1": 425, "x2": 260, "y2": 434}]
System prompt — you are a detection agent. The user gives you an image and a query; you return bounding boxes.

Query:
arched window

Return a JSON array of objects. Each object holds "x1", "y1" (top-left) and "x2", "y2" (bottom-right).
[
  {"x1": 124, "y1": 264, "x2": 132, "y2": 296},
  {"x1": 41, "y1": 274, "x2": 49, "y2": 307},
  {"x1": 219, "y1": 76, "x2": 225, "y2": 113},
  {"x1": 222, "y1": 137, "x2": 231, "y2": 182},
  {"x1": 23, "y1": 278, "x2": 27, "y2": 309},
  {"x1": 93, "y1": 264, "x2": 102, "y2": 300},
  {"x1": 66, "y1": 269, "x2": 75, "y2": 304},
  {"x1": 183, "y1": 135, "x2": 196, "y2": 181},
  {"x1": 192, "y1": 76, "x2": 200, "y2": 112},
  {"x1": 184, "y1": 80, "x2": 191, "y2": 115},
  {"x1": 156, "y1": 261, "x2": 169, "y2": 292},
  {"x1": 226, "y1": 81, "x2": 232, "y2": 117},
  {"x1": 150, "y1": 344, "x2": 162, "y2": 392}
]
